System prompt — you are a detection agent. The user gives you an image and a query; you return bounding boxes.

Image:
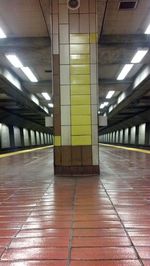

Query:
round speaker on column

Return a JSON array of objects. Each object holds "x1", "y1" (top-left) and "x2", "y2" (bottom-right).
[{"x1": 67, "y1": 0, "x2": 80, "y2": 10}]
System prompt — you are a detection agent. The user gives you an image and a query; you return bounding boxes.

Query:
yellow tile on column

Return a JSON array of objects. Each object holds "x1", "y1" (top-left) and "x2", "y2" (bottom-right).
[
  {"x1": 54, "y1": 136, "x2": 61, "y2": 146},
  {"x1": 71, "y1": 95, "x2": 91, "y2": 105},
  {"x1": 71, "y1": 84, "x2": 90, "y2": 95},
  {"x1": 70, "y1": 54, "x2": 90, "y2": 65},
  {"x1": 71, "y1": 65, "x2": 90, "y2": 75},
  {"x1": 70, "y1": 44, "x2": 89, "y2": 54},
  {"x1": 72, "y1": 115, "x2": 91, "y2": 125},
  {"x1": 72, "y1": 136, "x2": 92, "y2": 146},
  {"x1": 71, "y1": 105, "x2": 91, "y2": 115},
  {"x1": 71, "y1": 75, "x2": 90, "y2": 85},
  {"x1": 72, "y1": 125, "x2": 92, "y2": 135},
  {"x1": 70, "y1": 34, "x2": 89, "y2": 44},
  {"x1": 90, "y1": 33, "x2": 98, "y2": 44}
]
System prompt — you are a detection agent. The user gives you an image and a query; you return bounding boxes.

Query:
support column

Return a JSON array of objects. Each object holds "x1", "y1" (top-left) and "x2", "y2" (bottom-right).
[{"x1": 51, "y1": 0, "x2": 100, "y2": 175}]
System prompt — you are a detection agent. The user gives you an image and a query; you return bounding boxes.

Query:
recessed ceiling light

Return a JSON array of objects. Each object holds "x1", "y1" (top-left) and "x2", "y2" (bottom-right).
[
  {"x1": 0, "y1": 27, "x2": 6, "y2": 38},
  {"x1": 131, "y1": 49, "x2": 148, "y2": 63},
  {"x1": 117, "y1": 64, "x2": 133, "y2": 80},
  {"x1": 145, "y1": 24, "x2": 150, "y2": 34},
  {"x1": 5, "y1": 54, "x2": 23, "y2": 68},
  {"x1": 48, "y1": 103, "x2": 53, "y2": 108},
  {"x1": 106, "y1": 90, "x2": 115, "y2": 99},
  {"x1": 21, "y1": 67, "x2": 38, "y2": 82},
  {"x1": 42, "y1": 92, "x2": 51, "y2": 101}
]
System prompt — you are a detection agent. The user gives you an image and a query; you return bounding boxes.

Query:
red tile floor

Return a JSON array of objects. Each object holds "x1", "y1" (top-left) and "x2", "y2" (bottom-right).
[{"x1": 0, "y1": 145, "x2": 150, "y2": 265}]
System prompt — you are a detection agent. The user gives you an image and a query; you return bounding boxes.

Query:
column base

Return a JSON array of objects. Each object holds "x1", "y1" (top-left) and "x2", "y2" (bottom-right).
[{"x1": 54, "y1": 165, "x2": 100, "y2": 176}]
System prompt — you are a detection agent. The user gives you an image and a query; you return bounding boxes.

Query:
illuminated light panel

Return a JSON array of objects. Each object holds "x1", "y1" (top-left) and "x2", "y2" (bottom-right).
[
  {"x1": 145, "y1": 24, "x2": 150, "y2": 34},
  {"x1": 48, "y1": 103, "x2": 53, "y2": 108},
  {"x1": 100, "y1": 104, "x2": 104, "y2": 109},
  {"x1": 106, "y1": 90, "x2": 115, "y2": 99},
  {"x1": 103, "y1": 102, "x2": 109, "y2": 106},
  {"x1": 100, "y1": 102, "x2": 109, "y2": 109},
  {"x1": 0, "y1": 27, "x2": 6, "y2": 38},
  {"x1": 42, "y1": 92, "x2": 51, "y2": 101},
  {"x1": 131, "y1": 49, "x2": 149, "y2": 63},
  {"x1": 117, "y1": 64, "x2": 133, "y2": 80},
  {"x1": 5, "y1": 54, "x2": 23, "y2": 68},
  {"x1": 21, "y1": 67, "x2": 38, "y2": 82}
]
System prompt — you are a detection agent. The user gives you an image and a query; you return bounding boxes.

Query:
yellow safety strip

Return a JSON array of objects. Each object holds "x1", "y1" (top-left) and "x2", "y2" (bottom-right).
[
  {"x1": 0, "y1": 145, "x2": 53, "y2": 159},
  {"x1": 100, "y1": 143, "x2": 150, "y2": 154}
]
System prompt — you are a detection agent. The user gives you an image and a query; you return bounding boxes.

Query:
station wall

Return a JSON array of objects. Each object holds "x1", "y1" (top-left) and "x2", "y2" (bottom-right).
[
  {"x1": 0, "y1": 123, "x2": 53, "y2": 151},
  {"x1": 99, "y1": 122, "x2": 150, "y2": 148}
]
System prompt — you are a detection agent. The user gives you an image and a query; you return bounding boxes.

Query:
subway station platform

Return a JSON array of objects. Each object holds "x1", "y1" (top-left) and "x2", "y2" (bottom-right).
[{"x1": 0, "y1": 145, "x2": 150, "y2": 265}]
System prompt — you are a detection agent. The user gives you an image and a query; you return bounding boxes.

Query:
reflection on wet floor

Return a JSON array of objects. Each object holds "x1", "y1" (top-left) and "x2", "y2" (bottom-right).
[{"x1": 0, "y1": 146, "x2": 150, "y2": 265}]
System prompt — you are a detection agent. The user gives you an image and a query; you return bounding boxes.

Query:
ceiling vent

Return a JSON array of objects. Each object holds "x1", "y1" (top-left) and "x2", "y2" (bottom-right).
[
  {"x1": 119, "y1": 1, "x2": 137, "y2": 10},
  {"x1": 67, "y1": 0, "x2": 80, "y2": 10}
]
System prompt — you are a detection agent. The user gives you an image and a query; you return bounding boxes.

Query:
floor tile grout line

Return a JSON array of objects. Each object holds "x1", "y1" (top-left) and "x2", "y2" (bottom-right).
[
  {"x1": 0, "y1": 180, "x2": 54, "y2": 260},
  {"x1": 67, "y1": 178, "x2": 77, "y2": 266},
  {"x1": 101, "y1": 179, "x2": 144, "y2": 266}
]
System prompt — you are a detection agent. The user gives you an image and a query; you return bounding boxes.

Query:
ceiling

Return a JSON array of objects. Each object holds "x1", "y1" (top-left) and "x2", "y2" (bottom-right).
[{"x1": 0, "y1": 0, "x2": 150, "y2": 133}]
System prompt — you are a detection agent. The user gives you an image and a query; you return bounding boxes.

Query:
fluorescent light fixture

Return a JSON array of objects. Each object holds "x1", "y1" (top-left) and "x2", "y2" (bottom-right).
[
  {"x1": 103, "y1": 101, "x2": 109, "y2": 107},
  {"x1": 133, "y1": 66, "x2": 150, "y2": 89},
  {"x1": 131, "y1": 49, "x2": 148, "y2": 63},
  {"x1": 42, "y1": 92, "x2": 51, "y2": 101},
  {"x1": 5, "y1": 54, "x2": 23, "y2": 68},
  {"x1": 100, "y1": 103, "x2": 104, "y2": 109},
  {"x1": 117, "y1": 64, "x2": 133, "y2": 80},
  {"x1": 43, "y1": 107, "x2": 49, "y2": 114},
  {"x1": 4, "y1": 70, "x2": 22, "y2": 91},
  {"x1": 0, "y1": 27, "x2": 6, "y2": 38},
  {"x1": 31, "y1": 94, "x2": 39, "y2": 105},
  {"x1": 106, "y1": 90, "x2": 115, "y2": 99},
  {"x1": 100, "y1": 102, "x2": 109, "y2": 109},
  {"x1": 48, "y1": 103, "x2": 53, "y2": 108},
  {"x1": 21, "y1": 67, "x2": 38, "y2": 82},
  {"x1": 145, "y1": 24, "x2": 150, "y2": 34},
  {"x1": 5, "y1": 54, "x2": 38, "y2": 82}
]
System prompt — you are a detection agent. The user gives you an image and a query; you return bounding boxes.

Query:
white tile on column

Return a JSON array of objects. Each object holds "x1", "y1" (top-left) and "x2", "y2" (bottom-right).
[
  {"x1": 80, "y1": 0, "x2": 89, "y2": 13},
  {"x1": 91, "y1": 85, "x2": 98, "y2": 105},
  {"x1": 53, "y1": 15, "x2": 58, "y2": 34},
  {"x1": 89, "y1": 0, "x2": 96, "y2": 13},
  {"x1": 53, "y1": 34, "x2": 59, "y2": 54},
  {"x1": 92, "y1": 125, "x2": 98, "y2": 145},
  {"x1": 70, "y1": 14, "x2": 79, "y2": 33},
  {"x1": 92, "y1": 104, "x2": 98, "y2": 125},
  {"x1": 59, "y1": 4, "x2": 68, "y2": 23},
  {"x1": 60, "y1": 85, "x2": 70, "y2": 105},
  {"x1": 90, "y1": 14, "x2": 96, "y2": 32},
  {"x1": 61, "y1": 126, "x2": 71, "y2": 145},
  {"x1": 80, "y1": 14, "x2": 89, "y2": 33},
  {"x1": 60, "y1": 45, "x2": 69, "y2": 64},
  {"x1": 90, "y1": 44, "x2": 97, "y2": 64},
  {"x1": 92, "y1": 145, "x2": 99, "y2": 165},
  {"x1": 91, "y1": 64, "x2": 97, "y2": 84},
  {"x1": 61, "y1": 106, "x2": 70, "y2": 125},
  {"x1": 60, "y1": 65, "x2": 70, "y2": 85},
  {"x1": 52, "y1": 0, "x2": 58, "y2": 14},
  {"x1": 59, "y1": 24, "x2": 69, "y2": 44}
]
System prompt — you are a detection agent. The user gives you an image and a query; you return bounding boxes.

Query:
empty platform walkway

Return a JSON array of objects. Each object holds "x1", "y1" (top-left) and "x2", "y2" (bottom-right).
[{"x1": 0, "y1": 145, "x2": 150, "y2": 265}]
